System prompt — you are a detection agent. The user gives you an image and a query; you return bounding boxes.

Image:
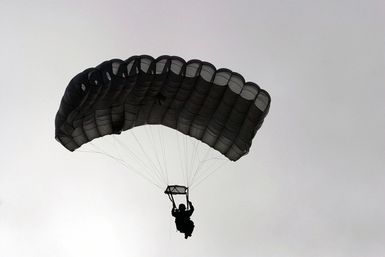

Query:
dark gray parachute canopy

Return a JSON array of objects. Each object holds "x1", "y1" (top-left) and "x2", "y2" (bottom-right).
[{"x1": 55, "y1": 55, "x2": 271, "y2": 161}]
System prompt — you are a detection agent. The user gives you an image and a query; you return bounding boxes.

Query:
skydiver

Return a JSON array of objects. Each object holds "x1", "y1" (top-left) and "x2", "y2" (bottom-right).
[{"x1": 172, "y1": 201, "x2": 195, "y2": 239}]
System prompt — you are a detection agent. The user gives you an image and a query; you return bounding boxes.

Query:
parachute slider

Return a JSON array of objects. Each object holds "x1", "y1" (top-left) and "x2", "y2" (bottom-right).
[
  {"x1": 164, "y1": 185, "x2": 188, "y2": 195},
  {"x1": 165, "y1": 185, "x2": 189, "y2": 208}
]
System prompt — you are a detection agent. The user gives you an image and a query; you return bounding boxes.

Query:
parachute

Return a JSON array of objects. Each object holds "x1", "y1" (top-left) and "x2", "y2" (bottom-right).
[{"x1": 55, "y1": 55, "x2": 271, "y2": 190}]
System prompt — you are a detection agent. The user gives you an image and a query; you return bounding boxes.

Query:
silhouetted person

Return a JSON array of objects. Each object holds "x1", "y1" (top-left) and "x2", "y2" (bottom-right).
[{"x1": 172, "y1": 201, "x2": 195, "y2": 239}]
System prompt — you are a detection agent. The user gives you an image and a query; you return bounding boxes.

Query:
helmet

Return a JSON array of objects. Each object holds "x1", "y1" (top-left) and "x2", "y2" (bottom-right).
[{"x1": 179, "y1": 204, "x2": 186, "y2": 211}]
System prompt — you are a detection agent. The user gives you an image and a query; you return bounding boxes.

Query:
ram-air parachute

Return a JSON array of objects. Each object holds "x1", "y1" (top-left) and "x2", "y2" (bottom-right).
[{"x1": 55, "y1": 55, "x2": 271, "y2": 192}]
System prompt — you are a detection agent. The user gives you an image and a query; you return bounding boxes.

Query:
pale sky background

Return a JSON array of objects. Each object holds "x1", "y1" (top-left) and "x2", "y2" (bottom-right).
[{"x1": 1, "y1": 0, "x2": 385, "y2": 257}]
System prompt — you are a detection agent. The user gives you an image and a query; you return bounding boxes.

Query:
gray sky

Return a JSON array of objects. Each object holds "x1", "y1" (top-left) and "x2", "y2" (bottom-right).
[{"x1": 1, "y1": 0, "x2": 384, "y2": 256}]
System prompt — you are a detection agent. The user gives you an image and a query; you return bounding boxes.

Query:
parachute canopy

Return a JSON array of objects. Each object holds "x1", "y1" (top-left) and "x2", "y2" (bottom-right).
[{"x1": 55, "y1": 55, "x2": 271, "y2": 161}]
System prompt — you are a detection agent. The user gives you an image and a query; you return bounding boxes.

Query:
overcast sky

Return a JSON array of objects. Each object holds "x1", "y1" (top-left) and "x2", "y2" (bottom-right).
[{"x1": 1, "y1": 0, "x2": 384, "y2": 257}]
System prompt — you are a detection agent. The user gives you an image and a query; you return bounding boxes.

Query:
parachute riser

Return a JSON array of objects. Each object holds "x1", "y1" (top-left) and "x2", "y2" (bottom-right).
[{"x1": 185, "y1": 187, "x2": 190, "y2": 209}]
